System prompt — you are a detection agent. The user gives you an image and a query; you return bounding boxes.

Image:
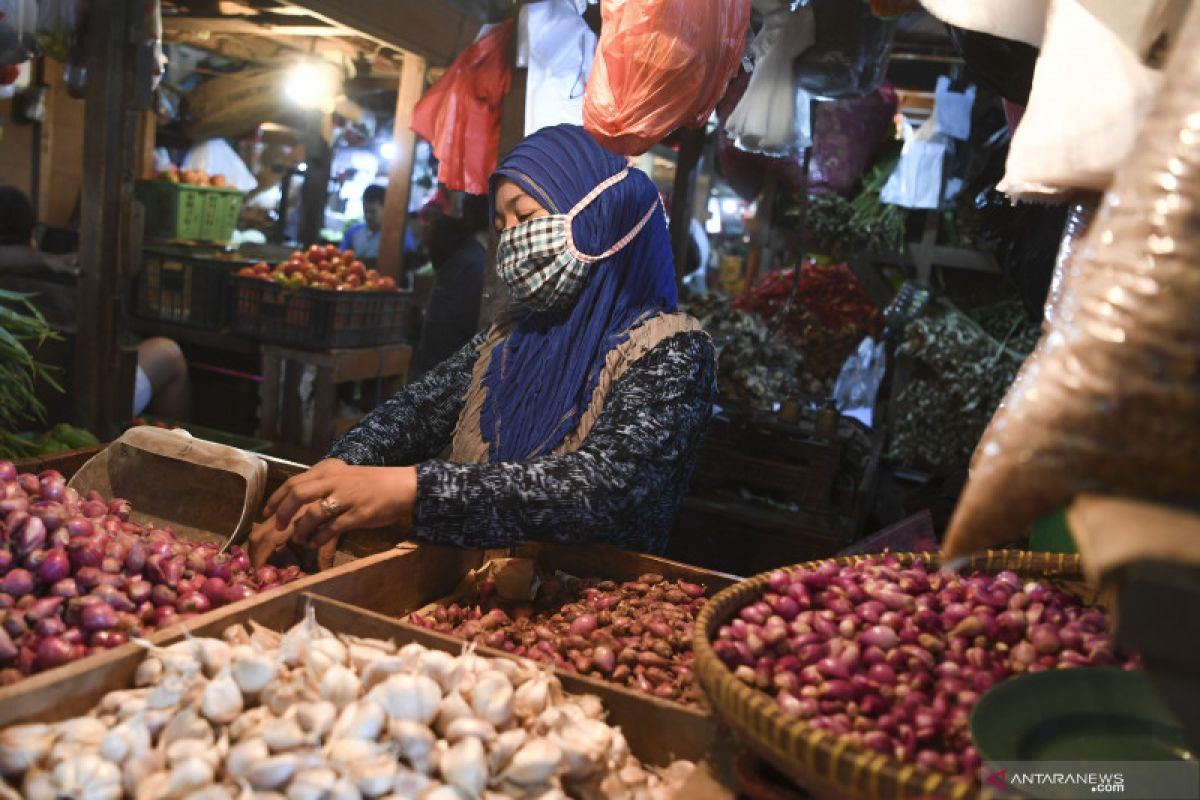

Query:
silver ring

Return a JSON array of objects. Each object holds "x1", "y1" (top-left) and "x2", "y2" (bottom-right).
[{"x1": 319, "y1": 497, "x2": 344, "y2": 518}]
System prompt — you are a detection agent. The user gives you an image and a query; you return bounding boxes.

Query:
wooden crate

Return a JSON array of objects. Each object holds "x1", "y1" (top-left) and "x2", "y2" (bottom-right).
[{"x1": 0, "y1": 588, "x2": 723, "y2": 770}]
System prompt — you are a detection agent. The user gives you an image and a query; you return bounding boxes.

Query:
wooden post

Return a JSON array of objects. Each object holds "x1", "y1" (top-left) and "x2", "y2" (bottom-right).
[
  {"x1": 75, "y1": 0, "x2": 142, "y2": 436},
  {"x1": 298, "y1": 113, "x2": 332, "y2": 247},
  {"x1": 378, "y1": 51, "x2": 428, "y2": 282},
  {"x1": 744, "y1": 172, "x2": 778, "y2": 289},
  {"x1": 477, "y1": 61, "x2": 527, "y2": 327},
  {"x1": 669, "y1": 127, "x2": 705, "y2": 289}
]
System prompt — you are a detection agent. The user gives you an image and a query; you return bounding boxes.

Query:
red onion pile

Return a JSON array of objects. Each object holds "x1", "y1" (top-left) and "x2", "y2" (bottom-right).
[
  {"x1": 712, "y1": 555, "x2": 1138, "y2": 777},
  {"x1": 408, "y1": 571, "x2": 709, "y2": 706},
  {"x1": 0, "y1": 461, "x2": 306, "y2": 683}
]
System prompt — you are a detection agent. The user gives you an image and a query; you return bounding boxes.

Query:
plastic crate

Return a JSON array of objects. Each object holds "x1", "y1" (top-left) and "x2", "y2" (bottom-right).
[
  {"x1": 229, "y1": 276, "x2": 411, "y2": 349},
  {"x1": 135, "y1": 245, "x2": 254, "y2": 329},
  {"x1": 135, "y1": 180, "x2": 246, "y2": 243}
]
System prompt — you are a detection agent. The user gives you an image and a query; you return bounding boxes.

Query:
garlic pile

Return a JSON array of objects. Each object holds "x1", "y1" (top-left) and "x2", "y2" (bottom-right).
[{"x1": 0, "y1": 607, "x2": 695, "y2": 800}]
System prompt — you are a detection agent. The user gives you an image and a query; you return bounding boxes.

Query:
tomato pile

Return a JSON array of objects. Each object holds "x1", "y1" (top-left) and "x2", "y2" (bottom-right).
[
  {"x1": 236, "y1": 245, "x2": 398, "y2": 292},
  {"x1": 156, "y1": 165, "x2": 229, "y2": 187}
]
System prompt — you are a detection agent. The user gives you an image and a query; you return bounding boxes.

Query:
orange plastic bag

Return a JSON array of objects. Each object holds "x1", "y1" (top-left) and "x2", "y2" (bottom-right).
[
  {"x1": 411, "y1": 21, "x2": 514, "y2": 195},
  {"x1": 583, "y1": 0, "x2": 752, "y2": 156}
]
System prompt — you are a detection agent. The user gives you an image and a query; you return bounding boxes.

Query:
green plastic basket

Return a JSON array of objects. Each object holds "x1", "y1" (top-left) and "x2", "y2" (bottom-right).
[
  {"x1": 201, "y1": 187, "x2": 246, "y2": 243},
  {"x1": 136, "y1": 180, "x2": 245, "y2": 243}
]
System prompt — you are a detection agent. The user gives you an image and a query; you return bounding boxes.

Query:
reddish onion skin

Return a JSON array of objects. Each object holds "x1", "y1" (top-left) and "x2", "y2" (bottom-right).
[
  {"x1": 0, "y1": 569, "x2": 34, "y2": 596},
  {"x1": 34, "y1": 637, "x2": 73, "y2": 670}
]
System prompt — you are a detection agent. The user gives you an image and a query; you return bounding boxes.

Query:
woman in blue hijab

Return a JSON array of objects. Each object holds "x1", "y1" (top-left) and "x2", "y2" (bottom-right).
[{"x1": 250, "y1": 125, "x2": 716, "y2": 569}]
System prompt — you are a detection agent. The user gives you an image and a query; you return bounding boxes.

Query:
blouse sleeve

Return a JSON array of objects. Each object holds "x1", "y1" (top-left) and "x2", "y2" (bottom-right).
[
  {"x1": 410, "y1": 330, "x2": 716, "y2": 552},
  {"x1": 324, "y1": 331, "x2": 486, "y2": 466}
]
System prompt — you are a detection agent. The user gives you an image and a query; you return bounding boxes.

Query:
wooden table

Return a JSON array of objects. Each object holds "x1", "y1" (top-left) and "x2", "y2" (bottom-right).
[{"x1": 257, "y1": 342, "x2": 413, "y2": 462}]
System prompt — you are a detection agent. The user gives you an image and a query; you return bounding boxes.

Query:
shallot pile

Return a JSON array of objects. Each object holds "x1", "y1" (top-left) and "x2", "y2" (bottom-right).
[
  {"x1": 0, "y1": 607, "x2": 694, "y2": 799},
  {"x1": 0, "y1": 462, "x2": 305, "y2": 682},
  {"x1": 408, "y1": 572, "x2": 708, "y2": 707},
  {"x1": 712, "y1": 555, "x2": 1138, "y2": 777}
]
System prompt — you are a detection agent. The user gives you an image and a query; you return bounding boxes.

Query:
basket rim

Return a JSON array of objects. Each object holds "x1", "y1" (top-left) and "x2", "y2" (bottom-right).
[{"x1": 691, "y1": 549, "x2": 1085, "y2": 800}]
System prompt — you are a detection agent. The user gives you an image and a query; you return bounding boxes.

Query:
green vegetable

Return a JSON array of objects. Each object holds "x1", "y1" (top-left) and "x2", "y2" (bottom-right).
[{"x1": 0, "y1": 290, "x2": 63, "y2": 458}]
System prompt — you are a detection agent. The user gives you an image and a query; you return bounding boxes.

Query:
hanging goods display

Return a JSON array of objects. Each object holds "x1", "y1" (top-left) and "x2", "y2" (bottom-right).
[
  {"x1": 793, "y1": 0, "x2": 896, "y2": 100},
  {"x1": 943, "y1": 4, "x2": 1200, "y2": 557},
  {"x1": 411, "y1": 22, "x2": 514, "y2": 195},
  {"x1": 582, "y1": 0, "x2": 751, "y2": 156},
  {"x1": 518, "y1": 0, "x2": 596, "y2": 135}
]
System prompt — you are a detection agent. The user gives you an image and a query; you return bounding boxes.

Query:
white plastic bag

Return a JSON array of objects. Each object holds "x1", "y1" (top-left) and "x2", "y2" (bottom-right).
[
  {"x1": 725, "y1": 0, "x2": 815, "y2": 155},
  {"x1": 934, "y1": 75, "x2": 975, "y2": 141},
  {"x1": 519, "y1": 0, "x2": 596, "y2": 135},
  {"x1": 834, "y1": 337, "x2": 887, "y2": 428},
  {"x1": 182, "y1": 139, "x2": 258, "y2": 192},
  {"x1": 880, "y1": 118, "x2": 947, "y2": 210},
  {"x1": 0, "y1": 0, "x2": 38, "y2": 65}
]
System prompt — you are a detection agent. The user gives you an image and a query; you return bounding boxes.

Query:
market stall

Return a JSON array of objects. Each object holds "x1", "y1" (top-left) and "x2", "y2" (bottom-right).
[{"x1": 1, "y1": 0, "x2": 1198, "y2": 797}]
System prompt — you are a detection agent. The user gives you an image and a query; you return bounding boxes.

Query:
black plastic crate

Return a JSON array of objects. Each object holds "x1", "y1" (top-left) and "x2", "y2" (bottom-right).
[
  {"x1": 135, "y1": 247, "x2": 251, "y2": 329},
  {"x1": 229, "y1": 276, "x2": 411, "y2": 349}
]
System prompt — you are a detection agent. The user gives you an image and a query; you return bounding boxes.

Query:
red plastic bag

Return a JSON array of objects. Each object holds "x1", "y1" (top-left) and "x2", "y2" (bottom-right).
[
  {"x1": 411, "y1": 22, "x2": 514, "y2": 195},
  {"x1": 583, "y1": 0, "x2": 751, "y2": 156}
]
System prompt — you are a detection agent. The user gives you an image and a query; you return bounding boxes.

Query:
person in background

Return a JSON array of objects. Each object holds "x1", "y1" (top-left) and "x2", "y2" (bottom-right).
[
  {"x1": 0, "y1": 186, "x2": 192, "y2": 421},
  {"x1": 341, "y1": 184, "x2": 385, "y2": 260},
  {"x1": 410, "y1": 194, "x2": 489, "y2": 379}
]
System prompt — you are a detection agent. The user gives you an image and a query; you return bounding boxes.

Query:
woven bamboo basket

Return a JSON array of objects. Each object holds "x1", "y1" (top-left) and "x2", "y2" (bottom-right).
[{"x1": 692, "y1": 550, "x2": 1089, "y2": 800}]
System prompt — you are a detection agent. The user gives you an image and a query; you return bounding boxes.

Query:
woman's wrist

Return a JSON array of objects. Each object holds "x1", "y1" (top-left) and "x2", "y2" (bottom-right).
[{"x1": 391, "y1": 465, "x2": 418, "y2": 527}]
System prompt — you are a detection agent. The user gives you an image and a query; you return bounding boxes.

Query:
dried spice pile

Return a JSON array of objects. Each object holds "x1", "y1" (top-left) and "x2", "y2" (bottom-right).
[{"x1": 887, "y1": 302, "x2": 1037, "y2": 470}]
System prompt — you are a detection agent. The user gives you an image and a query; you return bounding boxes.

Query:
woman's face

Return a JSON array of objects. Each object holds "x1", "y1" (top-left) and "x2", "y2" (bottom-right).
[{"x1": 493, "y1": 178, "x2": 550, "y2": 233}]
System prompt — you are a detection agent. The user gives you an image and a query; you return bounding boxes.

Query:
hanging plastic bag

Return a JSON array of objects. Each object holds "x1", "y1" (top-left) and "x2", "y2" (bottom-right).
[
  {"x1": 0, "y1": 0, "x2": 37, "y2": 65},
  {"x1": 519, "y1": 0, "x2": 595, "y2": 135},
  {"x1": 934, "y1": 75, "x2": 975, "y2": 140},
  {"x1": 35, "y1": 0, "x2": 78, "y2": 61},
  {"x1": 794, "y1": 0, "x2": 896, "y2": 100},
  {"x1": 833, "y1": 336, "x2": 887, "y2": 427},
  {"x1": 714, "y1": 68, "x2": 808, "y2": 200},
  {"x1": 411, "y1": 21, "x2": 514, "y2": 195},
  {"x1": 808, "y1": 82, "x2": 897, "y2": 195},
  {"x1": 182, "y1": 139, "x2": 258, "y2": 192},
  {"x1": 583, "y1": 0, "x2": 752, "y2": 156},
  {"x1": 880, "y1": 118, "x2": 947, "y2": 210},
  {"x1": 943, "y1": 4, "x2": 1200, "y2": 557},
  {"x1": 725, "y1": 1, "x2": 814, "y2": 156}
]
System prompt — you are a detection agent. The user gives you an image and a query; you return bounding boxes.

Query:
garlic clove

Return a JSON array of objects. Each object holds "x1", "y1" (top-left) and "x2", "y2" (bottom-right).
[
  {"x1": 184, "y1": 785, "x2": 236, "y2": 800},
  {"x1": 438, "y1": 737, "x2": 487, "y2": 799},
  {"x1": 487, "y1": 729, "x2": 527, "y2": 776},
  {"x1": 229, "y1": 707, "x2": 271, "y2": 742},
  {"x1": 231, "y1": 650, "x2": 278, "y2": 696},
  {"x1": 368, "y1": 674, "x2": 441, "y2": 725},
  {"x1": 296, "y1": 701, "x2": 338, "y2": 740},
  {"x1": 329, "y1": 777, "x2": 364, "y2": 800},
  {"x1": 361, "y1": 656, "x2": 409, "y2": 693},
  {"x1": 261, "y1": 716, "x2": 308, "y2": 753},
  {"x1": 442, "y1": 718, "x2": 496, "y2": 747},
  {"x1": 396, "y1": 643, "x2": 426, "y2": 671},
  {"x1": 201, "y1": 668, "x2": 245, "y2": 725},
  {"x1": 287, "y1": 766, "x2": 338, "y2": 800},
  {"x1": 165, "y1": 755, "x2": 214, "y2": 798},
  {"x1": 419, "y1": 786, "x2": 465, "y2": 800},
  {"x1": 387, "y1": 721, "x2": 436, "y2": 775},
  {"x1": 247, "y1": 754, "x2": 300, "y2": 790},
  {"x1": 135, "y1": 657, "x2": 166, "y2": 688},
  {"x1": 122, "y1": 750, "x2": 163, "y2": 797},
  {"x1": 21, "y1": 767, "x2": 55, "y2": 800},
  {"x1": 417, "y1": 651, "x2": 461, "y2": 694},
  {"x1": 467, "y1": 672, "x2": 513, "y2": 729},
  {"x1": 248, "y1": 620, "x2": 283, "y2": 651},
  {"x1": 390, "y1": 767, "x2": 433, "y2": 800},
  {"x1": 223, "y1": 623, "x2": 252, "y2": 646},
  {"x1": 432, "y1": 692, "x2": 473, "y2": 737},
  {"x1": 352, "y1": 753, "x2": 399, "y2": 798}
]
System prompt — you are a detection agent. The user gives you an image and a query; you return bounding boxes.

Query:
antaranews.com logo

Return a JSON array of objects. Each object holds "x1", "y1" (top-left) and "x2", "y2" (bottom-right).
[{"x1": 981, "y1": 761, "x2": 1198, "y2": 800}]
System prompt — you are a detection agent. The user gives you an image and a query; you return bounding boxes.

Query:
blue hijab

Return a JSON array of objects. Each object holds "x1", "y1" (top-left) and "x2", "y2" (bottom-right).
[{"x1": 481, "y1": 124, "x2": 678, "y2": 461}]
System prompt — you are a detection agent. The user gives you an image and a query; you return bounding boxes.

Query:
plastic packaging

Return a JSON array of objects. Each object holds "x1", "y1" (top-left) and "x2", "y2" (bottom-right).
[
  {"x1": 833, "y1": 336, "x2": 887, "y2": 427},
  {"x1": 725, "y1": 1, "x2": 814, "y2": 155},
  {"x1": 793, "y1": 0, "x2": 896, "y2": 100},
  {"x1": 0, "y1": 0, "x2": 37, "y2": 65},
  {"x1": 943, "y1": 4, "x2": 1200, "y2": 557},
  {"x1": 182, "y1": 139, "x2": 259, "y2": 193},
  {"x1": 582, "y1": 0, "x2": 751, "y2": 156},
  {"x1": 519, "y1": 0, "x2": 595, "y2": 135},
  {"x1": 1042, "y1": 196, "x2": 1098, "y2": 328},
  {"x1": 714, "y1": 68, "x2": 807, "y2": 200},
  {"x1": 807, "y1": 82, "x2": 897, "y2": 195},
  {"x1": 880, "y1": 117, "x2": 947, "y2": 210},
  {"x1": 410, "y1": 21, "x2": 514, "y2": 195}
]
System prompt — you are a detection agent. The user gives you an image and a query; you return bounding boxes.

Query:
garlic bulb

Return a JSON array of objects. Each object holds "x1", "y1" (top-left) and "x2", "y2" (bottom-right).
[
  {"x1": 262, "y1": 714, "x2": 308, "y2": 752},
  {"x1": 320, "y1": 665, "x2": 360, "y2": 709},
  {"x1": 122, "y1": 750, "x2": 162, "y2": 797},
  {"x1": 504, "y1": 739, "x2": 562, "y2": 786},
  {"x1": 416, "y1": 651, "x2": 459, "y2": 693},
  {"x1": 488, "y1": 729, "x2": 527, "y2": 775},
  {"x1": 388, "y1": 720, "x2": 436, "y2": 774},
  {"x1": 100, "y1": 719, "x2": 151, "y2": 765},
  {"x1": 331, "y1": 700, "x2": 386, "y2": 741},
  {"x1": 159, "y1": 708, "x2": 213, "y2": 749},
  {"x1": 226, "y1": 738, "x2": 269, "y2": 782},
  {"x1": 433, "y1": 691, "x2": 473, "y2": 736},
  {"x1": 361, "y1": 657, "x2": 410, "y2": 693},
  {"x1": 439, "y1": 737, "x2": 487, "y2": 798},
  {"x1": 201, "y1": 668, "x2": 244, "y2": 724},
  {"x1": 352, "y1": 752, "x2": 399, "y2": 798},
  {"x1": 165, "y1": 737, "x2": 221, "y2": 769},
  {"x1": 165, "y1": 755, "x2": 214, "y2": 798},
  {"x1": 307, "y1": 638, "x2": 349, "y2": 681},
  {"x1": 396, "y1": 643, "x2": 426, "y2": 671},
  {"x1": 247, "y1": 754, "x2": 300, "y2": 790},
  {"x1": 296, "y1": 701, "x2": 338, "y2": 740},
  {"x1": 468, "y1": 672, "x2": 512, "y2": 728},
  {"x1": 0, "y1": 723, "x2": 56, "y2": 776},
  {"x1": 247, "y1": 620, "x2": 283, "y2": 651},
  {"x1": 287, "y1": 767, "x2": 338, "y2": 800},
  {"x1": 368, "y1": 674, "x2": 441, "y2": 724},
  {"x1": 511, "y1": 674, "x2": 552, "y2": 722},
  {"x1": 553, "y1": 719, "x2": 611, "y2": 780},
  {"x1": 50, "y1": 753, "x2": 122, "y2": 800},
  {"x1": 231, "y1": 650, "x2": 278, "y2": 696}
]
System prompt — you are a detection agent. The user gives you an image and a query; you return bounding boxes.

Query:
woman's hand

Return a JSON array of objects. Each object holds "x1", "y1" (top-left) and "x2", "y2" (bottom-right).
[{"x1": 248, "y1": 459, "x2": 417, "y2": 569}]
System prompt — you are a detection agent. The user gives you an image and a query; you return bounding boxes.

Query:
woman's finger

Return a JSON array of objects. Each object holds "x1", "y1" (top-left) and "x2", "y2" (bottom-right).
[
  {"x1": 273, "y1": 479, "x2": 332, "y2": 530},
  {"x1": 248, "y1": 520, "x2": 292, "y2": 568},
  {"x1": 288, "y1": 499, "x2": 338, "y2": 547},
  {"x1": 263, "y1": 468, "x2": 329, "y2": 519},
  {"x1": 309, "y1": 511, "x2": 359, "y2": 549}
]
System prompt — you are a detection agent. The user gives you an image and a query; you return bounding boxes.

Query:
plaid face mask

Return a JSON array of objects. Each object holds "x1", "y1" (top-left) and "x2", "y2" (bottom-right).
[
  {"x1": 494, "y1": 167, "x2": 662, "y2": 313},
  {"x1": 495, "y1": 214, "x2": 587, "y2": 313}
]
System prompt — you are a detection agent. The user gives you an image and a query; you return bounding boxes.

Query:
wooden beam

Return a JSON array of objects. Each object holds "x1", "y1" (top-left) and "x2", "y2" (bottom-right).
[
  {"x1": 378, "y1": 52, "x2": 428, "y2": 281},
  {"x1": 287, "y1": 0, "x2": 479, "y2": 66},
  {"x1": 76, "y1": 0, "x2": 141, "y2": 435},
  {"x1": 163, "y1": 16, "x2": 350, "y2": 36},
  {"x1": 669, "y1": 128, "x2": 705, "y2": 290}
]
